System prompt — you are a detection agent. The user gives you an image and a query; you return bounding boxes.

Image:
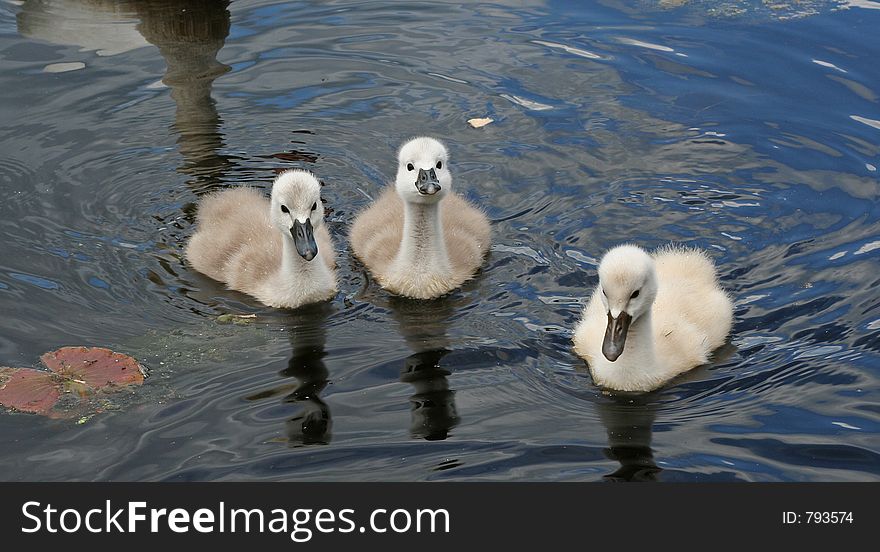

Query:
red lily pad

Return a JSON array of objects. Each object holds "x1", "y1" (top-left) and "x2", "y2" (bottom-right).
[
  {"x1": 41, "y1": 347, "x2": 145, "y2": 389},
  {"x1": 0, "y1": 367, "x2": 62, "y2": 415},
  {"x1": 1, "y1": 347, "x2": 145, "y2": 418}
]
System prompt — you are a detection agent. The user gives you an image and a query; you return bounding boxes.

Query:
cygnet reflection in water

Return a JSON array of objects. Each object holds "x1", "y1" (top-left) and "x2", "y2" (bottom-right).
[
  {"x1": 17, "y1": 0, "x2": 240, "y2": 196},
  {"x1": 387, "y1": 296, "x2": 462, "y2": 441},
  {"x1": 401, "y1": 349, "x2": 459, "y2": 441},
  {"x1": 597, "y1": 395, "x2": 661, "y2": 482},
  {"x1": 245, "y1": 304, "x2": 333, "y2": 446}
]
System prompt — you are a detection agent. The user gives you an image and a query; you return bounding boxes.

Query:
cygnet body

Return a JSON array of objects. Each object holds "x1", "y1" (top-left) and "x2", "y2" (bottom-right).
[
  {"x1": 573, "y1": 244, "x2": 733, "y2": 392},
  {"x1": 350, "y1": 137, "x2": 490, "y2": 299},
  {"x1": 185, "y1": 169, "x2": 337, "y2": 308}
]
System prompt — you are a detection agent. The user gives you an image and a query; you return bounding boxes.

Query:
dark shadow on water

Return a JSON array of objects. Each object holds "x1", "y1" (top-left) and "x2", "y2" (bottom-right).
[
  {"x1": 401, "y1": 348, "x2": 457, "y2": 441},
  {"x1": 133, "y1": 0, "x2": 237, "y2": 197},
  {"x1": 245, "y1": 303, "x2": 334, "y2": 446},
  {"x1": 388, "y1": 296, "x2": 461, "y2": 441},
  {"x1": 17, "y1": 0, "x2": 239, "y2": 202},
  {"x1": 281, "y1": 304, "x2": 333, "y2": 446},
  {"x1": 16, "y1": 0, "x2": 317, "y2": 221},
  {"x1": 597, "y1": 393, "x2": 661, "y2": 482},
  {"x1": 128, "y1": 0, "x2": 321, "y2": 201}
]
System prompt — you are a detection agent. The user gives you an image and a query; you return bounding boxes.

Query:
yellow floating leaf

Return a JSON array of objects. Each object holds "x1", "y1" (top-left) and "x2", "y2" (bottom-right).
[{"x1": 467, "y1": 117, "x2": 494, "y2": 128}]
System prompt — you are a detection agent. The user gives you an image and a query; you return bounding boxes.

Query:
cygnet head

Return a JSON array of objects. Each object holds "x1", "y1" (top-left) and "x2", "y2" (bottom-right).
[
  {"x1": 597, "y1": 245, "x2": 658, "y2": 362},
  {"x1": 395, "y1": 137, "x2": 452, "y2": 204},
  {"x1": 269, "y1": 169, "x2": 325, "y2": 261}
]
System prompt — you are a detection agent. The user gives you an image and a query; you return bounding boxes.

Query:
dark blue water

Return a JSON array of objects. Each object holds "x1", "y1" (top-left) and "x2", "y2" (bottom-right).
[{"x1": 0, "y1": 0, "x2": 878, "y2": 481}]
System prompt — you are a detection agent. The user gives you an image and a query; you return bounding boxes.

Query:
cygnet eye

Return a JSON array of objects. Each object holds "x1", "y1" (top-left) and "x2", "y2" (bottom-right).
[
  {"x1": 436, "y1": 160, "x2": 442, "y2": 169},
  {"x1": 407, "y1": 163, "x2": 414, "y2": 171},
  {"x1": 280, "y1": 205, "x2": 289, "y2": 214},
  {"x1": 311, "y1": 202, "x2": 317, "y2": 212},
  {"x1": 631, "y1": 289, "x2": 640, "y2": 299}
]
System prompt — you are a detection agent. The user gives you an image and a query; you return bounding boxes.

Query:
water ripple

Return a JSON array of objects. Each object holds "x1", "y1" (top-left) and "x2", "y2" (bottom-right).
[{"x1": 0, "y1": 0, "x2": 878, "y2": 482}]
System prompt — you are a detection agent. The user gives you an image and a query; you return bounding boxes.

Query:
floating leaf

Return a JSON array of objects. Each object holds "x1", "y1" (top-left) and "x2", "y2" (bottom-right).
[
  {"x1": 0, "y1": 367, "x2": 62, "y2": 415},
  {"x1": 1, "y1": 347, "x2": 146, "y2": 418},
  {"x1": 40, "y1": 347, "x2": 145, "y2": 389},
  {"x1": 467, "y1": 117, "x2": 494, "y2": 128},
  {"x1": 217, "y1": 313, "x2": 256, "y2": 325}
]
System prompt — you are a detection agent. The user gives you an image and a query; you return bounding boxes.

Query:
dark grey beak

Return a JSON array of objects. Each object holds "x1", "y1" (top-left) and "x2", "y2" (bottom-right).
[
  {"x1": 415, "y1": 167, "x2": 441, "y2": 195},
  {"x1": 291, "y1": 219, "x2": 318, "y2": 261},
  {"x1": 602, "y1": 311, "x2": 632, "y2": 362}
]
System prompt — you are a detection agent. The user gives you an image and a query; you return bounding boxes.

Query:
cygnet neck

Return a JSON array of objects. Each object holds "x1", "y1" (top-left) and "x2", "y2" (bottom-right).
[
  {"x1": 395, "y1": 199, "x2": 451, "y2": 275},
  {"x1": 618, "y1": 308, "x2": 658, "y2": 369},
  {"x1": 280, "y1": 232, "x2": 330, "y2": 279}
]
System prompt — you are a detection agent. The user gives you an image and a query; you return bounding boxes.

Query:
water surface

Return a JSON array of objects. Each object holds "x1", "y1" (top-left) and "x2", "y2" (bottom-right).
[{"x1": 1, "y1": 0, "x2": 879, "y2": 481}]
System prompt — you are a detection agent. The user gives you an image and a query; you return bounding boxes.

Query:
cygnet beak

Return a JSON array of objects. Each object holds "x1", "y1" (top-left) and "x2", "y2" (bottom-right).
[
  {"x1": 291, "y1": 219, "x2": 318, "y2": 261},
  {"x1": 602, "y1": 311, "x2": 632, "y2": 362},
  {"x1": 415, "y1": 168, "x2": 441, "y2": 195}
]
